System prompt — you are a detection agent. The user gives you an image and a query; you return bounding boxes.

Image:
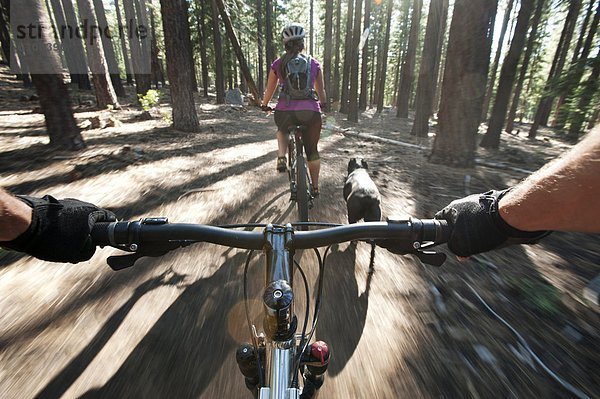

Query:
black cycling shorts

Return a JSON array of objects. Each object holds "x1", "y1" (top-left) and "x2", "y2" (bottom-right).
[{"x1": 274, "y1": 110, "x2": 322, "y2": 161}]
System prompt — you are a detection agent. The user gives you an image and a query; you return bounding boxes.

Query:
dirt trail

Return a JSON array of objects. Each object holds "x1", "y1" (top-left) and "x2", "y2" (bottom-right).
[{"x1": 0, "y1": 70, "x2": 598, "y2": 398}]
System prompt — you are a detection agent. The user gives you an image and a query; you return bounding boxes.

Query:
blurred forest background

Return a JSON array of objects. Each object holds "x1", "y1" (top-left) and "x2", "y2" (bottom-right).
[
  {"x1": 1, "y1": 0, "x2": 599, "y2": 161},
  {"x1": 1, "y1": 1, "x2": 599, "y2": 398}
]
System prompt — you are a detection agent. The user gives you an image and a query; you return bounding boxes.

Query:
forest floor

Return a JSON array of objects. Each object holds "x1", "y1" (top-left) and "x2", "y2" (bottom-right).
[{"x1": 0, "y1": 66, "x2": 598, "y2": 398}]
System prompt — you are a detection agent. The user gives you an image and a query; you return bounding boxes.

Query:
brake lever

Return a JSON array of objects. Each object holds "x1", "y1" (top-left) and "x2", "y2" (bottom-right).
[{"x1": 106, "y1": 241, "x2": 195, "y2": 271}]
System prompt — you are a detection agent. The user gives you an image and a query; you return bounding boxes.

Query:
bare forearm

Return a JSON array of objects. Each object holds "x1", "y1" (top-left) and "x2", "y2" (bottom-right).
[
  {"x1": 499, "y1": 125, "x2": 600, "y2": 232},
  {"x1": 0, "y1": 189, "x2": 32, "y2": 241},
  {"x1": 261, "y1": 71, "x2": 278, "y2": 107}
]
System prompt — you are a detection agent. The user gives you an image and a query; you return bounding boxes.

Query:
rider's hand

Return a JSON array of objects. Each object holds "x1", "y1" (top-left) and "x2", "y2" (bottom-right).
[
  {"x1": 434, "y1": 189, "x2": 550, "y2": 257},
  {"x1": 0, "y1": 195, "x2": 116, "y2": 263},
  {"x1": 261, "y1": 104, "x2": 272, "y2": 112}
]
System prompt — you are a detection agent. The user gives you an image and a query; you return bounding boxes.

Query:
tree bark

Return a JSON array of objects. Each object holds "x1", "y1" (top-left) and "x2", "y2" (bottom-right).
[
  {"x1": 396, "y1": 0, "x2": 422, "y2": 118},
  {"x1": 256, "y1": 0, "x2": 264, "y2": 94},
  {"x1": 505, "y1": 0, "x2": 545, "y2": 134},
  {"x1": 552, "y1": 1, "x2": 599, "y2": 129},
  {"x1": 310, "y1": 0, "x2": 314, "y2": 54},
  {"x1": 347, "y1": 0, "x2": 363, "y2": 122},
  {"x1": 359, "y1": 0, "x2": 371, "y2": 111},
  {"x1": 265, "y1": 0, "x2": 275, "y2": 77},
  {"x1": 12, "y1": 0, "x2": 84, "y2": 150},
  {"x1": 529, "y1": 0, "x2": 582, "y2": 138},
  {"x1": 159, "y1": 0, "x2": 199, "y2": 131},
  {"x1": 210, "y1": 0, "x2": 225, "y2": 103},
  {"x1": 340, "y1": 0, "x2": 355, "y2": 114},
  {"x1": 481, "y1": 0, "x2": 514, "y2": 121},
  {"x1": 375, "y1": 0, "x2": 394, "y2": 113},
  {"x1": 196, "y1": 1, "x2": 209, "y2": 97},
  {"x1": 48, "y1": 0, "x2": 79, "y2": 86},
  {"x1": 481, "y1": 0, "x2": 535, "y2": 149},
  {"x1": 332, "y1": 0, "x2": 343, "y2": 103},
  {"x1": 214, "y1": 0, "x2": 260, "y2": 105},
  {"x1": 150, "y1": 9, "x2": 165, "y2": 89},
  {"x1": 411, "y1": 0, "x2": 449, "y2": 137},
  {"x1": 114, "y1": 0, "x2": 134, "y2": 84},
  {"x1": 392, "y1": 0, "x2": 411, "y2": 107},
  {"x1": 123, "y1": 0, "x2": 151, "y2": 95},
  {"x1": 91, "y1": 0, "x2": 125, "y2": 97},
  {"x1": 552, "y1": 0, "x2": 595, "y2": 123},
  {"x1": 76, "y1": 0, "x2": 120, "y2": 108},
  {"x1": 567, "y1": 54, "x2": 599, "y2": 139},
  {"x1": 430, "y1": 0, "x2": 497, "y2": 167},
  {"x1": 59, "y1": 0, "x2": 92, "y2": 90},
  {"x1": 323, "y1": 0, "x2": 334, "y2": 109}
]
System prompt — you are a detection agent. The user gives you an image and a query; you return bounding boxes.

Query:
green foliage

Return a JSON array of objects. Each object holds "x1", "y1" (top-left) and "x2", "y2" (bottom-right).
[
  {"x1": 138, "y1": 89, "x2": 161, "y2": 111},
  {"x1": 507, "y1": 276, "x2": 561, "y2": 316}
]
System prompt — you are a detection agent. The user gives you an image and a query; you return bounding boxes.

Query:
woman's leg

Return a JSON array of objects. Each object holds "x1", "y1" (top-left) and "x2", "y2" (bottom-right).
[
  {"x1": 276, "y1": 130, "x2": 288, "y2": 157},
  {"x1": 303, "y1": 112, "x2": 322, "y2": 190}
]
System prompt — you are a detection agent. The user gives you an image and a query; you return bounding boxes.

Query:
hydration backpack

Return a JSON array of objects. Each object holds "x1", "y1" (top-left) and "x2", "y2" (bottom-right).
[{"x1": 282, "y1": 54, "x2": 314, "y2": 101}]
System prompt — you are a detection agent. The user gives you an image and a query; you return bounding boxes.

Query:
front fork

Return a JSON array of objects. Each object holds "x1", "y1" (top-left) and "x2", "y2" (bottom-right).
[{"x1": 236, "y1": 340, "x2": 330, "y2": 399}]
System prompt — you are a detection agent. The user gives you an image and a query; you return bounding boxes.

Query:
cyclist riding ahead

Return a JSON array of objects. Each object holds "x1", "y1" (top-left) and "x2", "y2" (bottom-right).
[{"x1": 260, "y1": 23, "x2": 327, "y2": 197}]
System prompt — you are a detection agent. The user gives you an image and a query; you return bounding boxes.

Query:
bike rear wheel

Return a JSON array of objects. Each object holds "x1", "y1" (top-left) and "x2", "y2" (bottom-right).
[{"x1": 296, "y1": 153, "x2": 310, "y2": 225}]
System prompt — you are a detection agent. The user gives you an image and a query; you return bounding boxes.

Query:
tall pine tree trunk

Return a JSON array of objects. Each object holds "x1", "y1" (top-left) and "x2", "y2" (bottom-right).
[
  {"x1": 552, "y1": 0, "x2": 595, "y2": 125},
  {"x1": 431, "y1": 0, "x2": 497, "y2": 167},
  {"x1": 396, "y1": 0, "x2": 422, "y2": 118},
  {"x1": 359, "y1": 0, "x2": 371, "y2": 111},
  {"x1": 265, "y1": 0, "x2": 275, "y2": 77},
  {"x1": 411, "y1": 0, "x2": 448, "y2": 137},
  {"x1": 553, "y1": 1, "x2": 599, "y2": 129},
  {"x1": 567, "y1": 54, "x2": 599, "y2": 139},
  {"x1": 76, "y1": 0, "x2": 120, "y2": 108},
  {"x1": 93, "y1": 0, "x2": 126, "y2": 97},
  {"x1": 481, "y1": 0, "x2": 514, "y2": 121},
  {"x1": 123, "y1": 0, "x2": 151, "y2": 95},
  {"x1": 60, "y1": 0, "x2": 92, "y2": 90},
  {"x1": 375, "y1": 0, "x2": 394, "y2": 113},
  {"x1": 48, "y1": 0, "x2": 80, "y2": 86},
  {"x1": 506, "y1": 0, "x2": 545, "y2": 134},
  {"x1": 12, "y1": 0, "x2": 84, "y2": 150},
  {"x1": 150, "y1": 9, "x2": 165, "y2": 89},
  {"x1": 215, "y1": 0, "x2": 260, "y2": 104},
  {"x1": 481, "y1": 0, "x2": 535, "y2": 149},
  {"x1": 210, "y1": 0, "x2": 225, "y2": 103},
  {"x1": 159, "y1": 0, "x2": 199, "y2": 131},
  {"x1": 529, "y1": 0, "x2": 581, "y2": 138},
  {"x1": 323, "y1": 0, "x2": 334, "y2": 109},
  {"x1": 347, "y1": 0, "x2": 363, "y2": 122},
  {"x1": 114, "y1": 0, "x2": 134, "y2": 84},
  {"x1": 256, "y1": 0, "x2": 264, "y2": 94},
  {"x1": 197, "y1": 1, "x2": 209, "y2": 97},
  {"x1": 340, "y1": 0, "x2": 355, "y2": 114},
  {"x1": 332, "y1": 0, "x2": 342, "y2": 103}
]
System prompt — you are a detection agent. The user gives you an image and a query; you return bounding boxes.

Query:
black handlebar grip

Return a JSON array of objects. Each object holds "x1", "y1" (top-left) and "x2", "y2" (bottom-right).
[
  {"x1": 91, "y1": 222, "x2": 113, "y2": 246},
  {"x1": 435, "y1": 220, "x2": 452, "y2": 244}
]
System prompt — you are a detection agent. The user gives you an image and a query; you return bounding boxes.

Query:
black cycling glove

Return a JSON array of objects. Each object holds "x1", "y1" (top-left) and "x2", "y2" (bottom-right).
[
  {"x1": 434, "y1": 189, "x2": 550, "y2": 257},
  {"x1": 0, "y1": 195, "x2": 116, "y2": 263}
]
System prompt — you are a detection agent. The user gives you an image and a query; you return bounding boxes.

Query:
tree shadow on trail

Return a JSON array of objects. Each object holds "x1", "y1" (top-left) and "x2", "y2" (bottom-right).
[
  {"x1": 77, "y1": 249, "x2": 252, "y2": 399},
  {"x1": 34, "y1": 269, "x2": 189, "y2": 399},
  {"x1": 317, "y1": 242, "x2": 372, "y2": 377}
]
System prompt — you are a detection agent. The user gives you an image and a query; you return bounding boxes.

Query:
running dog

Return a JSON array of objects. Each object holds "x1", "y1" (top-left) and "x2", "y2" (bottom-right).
[{"x1": 343, "y1": 158, "x2": 382, "y2": 272}]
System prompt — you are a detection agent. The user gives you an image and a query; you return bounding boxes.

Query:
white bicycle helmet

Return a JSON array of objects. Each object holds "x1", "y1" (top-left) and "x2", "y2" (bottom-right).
[{"x1": 281, "y1": 23, "x2": 306, "y2": 44}]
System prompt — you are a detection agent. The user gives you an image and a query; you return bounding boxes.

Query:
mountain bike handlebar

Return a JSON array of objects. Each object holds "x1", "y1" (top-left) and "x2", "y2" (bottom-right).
[{"x1": 91, "y1": 217, "x2": 451, "y2": 268}]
